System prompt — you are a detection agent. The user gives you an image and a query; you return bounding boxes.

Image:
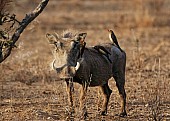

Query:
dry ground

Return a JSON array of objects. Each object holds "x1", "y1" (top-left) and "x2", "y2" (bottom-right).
[{"x1": 0, "y1": 0, "x2": 170, "y2": 120}]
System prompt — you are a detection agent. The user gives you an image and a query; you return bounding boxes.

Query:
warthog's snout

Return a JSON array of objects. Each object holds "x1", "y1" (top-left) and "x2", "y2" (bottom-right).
[{"x1": 52, "y1": 59, "x2": 80, "y2": 79}]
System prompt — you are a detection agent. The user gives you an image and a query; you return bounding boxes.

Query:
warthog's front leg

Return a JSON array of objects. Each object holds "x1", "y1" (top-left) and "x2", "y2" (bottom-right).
[
  {"x1": 65, "y1": 80, "x2": 74, "y2": 114},
  {"x1": 79, "y1": 82, "x2": 88, "y2": 119},
  {"x1": 100, "y1": 83, "x2": 112, "y2": 115}
]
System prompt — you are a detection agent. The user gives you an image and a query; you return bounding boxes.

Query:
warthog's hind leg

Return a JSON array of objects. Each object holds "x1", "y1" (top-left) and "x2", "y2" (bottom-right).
[
  {"x1": 113, "y1": 72, "x2": 127, "y2": 117},
  {"x1": 100, "y1": 83, "x2": 112, "y2": 115}
]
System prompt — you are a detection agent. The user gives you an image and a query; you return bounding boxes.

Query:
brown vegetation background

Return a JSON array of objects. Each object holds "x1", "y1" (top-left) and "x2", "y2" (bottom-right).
[{"x1": 0, "y1": 0, "x2": 170, "y2": 120}]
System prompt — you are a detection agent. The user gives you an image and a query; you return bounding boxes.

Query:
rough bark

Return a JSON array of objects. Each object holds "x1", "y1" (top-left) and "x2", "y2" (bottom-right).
[{"x1": 0, "y1": 0, "x2": 49, "y2": 63}]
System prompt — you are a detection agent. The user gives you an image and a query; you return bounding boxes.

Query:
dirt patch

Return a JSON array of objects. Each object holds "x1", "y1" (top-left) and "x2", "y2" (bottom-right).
[{"x1": 0, "y1": 0, "x2": 170, "y2": 120}]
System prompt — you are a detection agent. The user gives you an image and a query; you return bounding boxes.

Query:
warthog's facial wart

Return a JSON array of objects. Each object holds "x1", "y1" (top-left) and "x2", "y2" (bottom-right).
[{"x1": 46, "y1": 31, "x2": 87, "y2": 78}]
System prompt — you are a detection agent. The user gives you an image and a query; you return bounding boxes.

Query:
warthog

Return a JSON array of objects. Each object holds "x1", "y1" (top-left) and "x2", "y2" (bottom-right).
[{"x1": 46, "y1": 31, "x2": 127, "y2": 118}]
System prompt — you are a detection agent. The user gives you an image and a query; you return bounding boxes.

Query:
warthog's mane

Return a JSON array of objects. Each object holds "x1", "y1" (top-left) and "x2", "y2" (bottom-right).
[{"x1": 60, "y1": 29, "x2": 78, "y2": 39}]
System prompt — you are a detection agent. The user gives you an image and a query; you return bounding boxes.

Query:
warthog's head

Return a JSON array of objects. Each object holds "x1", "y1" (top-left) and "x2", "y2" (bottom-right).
[{"x1": 46, "y1": 31, "x2": 87, "y2": 79}]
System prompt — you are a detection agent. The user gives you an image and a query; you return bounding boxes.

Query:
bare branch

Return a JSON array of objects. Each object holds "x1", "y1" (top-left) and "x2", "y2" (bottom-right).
[{"x1": 0, "y1": 0, "x2": 49, "y2": 63}]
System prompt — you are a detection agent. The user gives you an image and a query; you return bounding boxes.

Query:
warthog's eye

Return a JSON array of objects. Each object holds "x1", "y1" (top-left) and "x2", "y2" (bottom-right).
[
  {"x1": 60, "y1": 42, "x2": 63, "y2": 48},
  {"x1": 54, "y1": 41, "x2": 63, "y2": 48},
  {"x1": 53, "y1": 41, "x2": 64, "y2": 52}
]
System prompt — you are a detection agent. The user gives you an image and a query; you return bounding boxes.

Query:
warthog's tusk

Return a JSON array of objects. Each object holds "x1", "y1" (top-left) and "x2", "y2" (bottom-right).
[
  {"x1": 75, "y1": 58, "x2": 84, "y2": 71},
  {"x1": 52, "y1": 59, "x2": 66, "y2": 73},
  {"x1": 52, "y1": 59, "x2": 81, "y2": 72},
  {"x1": 52, "y1": 59, "x2": 56, "y2": 70},
  {"x1": 75, "y1": 62, "x2": 80, "y2": 71}
]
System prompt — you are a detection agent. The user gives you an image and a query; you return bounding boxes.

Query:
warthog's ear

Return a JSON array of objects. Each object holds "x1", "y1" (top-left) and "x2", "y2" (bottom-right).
[
  {"x1": 79, "y1": 32, "x2": 87, "y2": 40},
  {"x1": 46, "y1": 33, "x2": 59, "y2": 44},
  {"x1": 75, "y1": 33, "x2": 87, "y2": 45},
  {"x1": 79, "y1": 33, "x2": 87, "y2": 45},
  {"x1": 75, "y1": 33, "x2": 87, "y2": 41},
  {"x1": 77, "y1": 33, "x2": 87, "y2": 58}
]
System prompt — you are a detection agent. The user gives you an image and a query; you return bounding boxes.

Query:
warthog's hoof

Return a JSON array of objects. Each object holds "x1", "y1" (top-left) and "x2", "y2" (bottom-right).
[
  {"x1": 81, "y1": 111, "x2": 88, "y2": 120},
  {"x1": 101, "y1": 110, "x2": 107, "y2": 116},
  {"x1": 119, "y1": 112, "x2": 127, "y2": 117},
  {"x1": 68, "y1": 107, "x2": 75, "y2": 114}
]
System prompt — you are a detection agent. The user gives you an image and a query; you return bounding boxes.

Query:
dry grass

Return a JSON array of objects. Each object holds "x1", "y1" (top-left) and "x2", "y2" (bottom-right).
[{"x1": 0, "y1": 0, "x2": 170, "y2": 120}]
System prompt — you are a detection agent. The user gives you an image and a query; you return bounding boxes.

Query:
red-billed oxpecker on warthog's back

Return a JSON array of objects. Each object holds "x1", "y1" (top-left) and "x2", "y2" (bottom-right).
[{"x1": 46, "y1": 31, "x2": 127, "y2": 119}]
